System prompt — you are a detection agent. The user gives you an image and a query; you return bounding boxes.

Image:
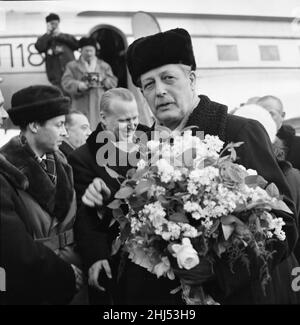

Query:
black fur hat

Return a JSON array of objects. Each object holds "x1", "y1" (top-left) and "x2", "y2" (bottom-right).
[
  {"x1": 46, "y1": 13, "x2": 60, "y2": 23},
  {"x1": 8, "y1": 85, "x2": 70, "y2": 127},
  {"x1": 126, "y1": 28, "x2": 196, "y2": 86},
  {"x1": 78, "y1": 37, "x2": 99, "y2": 50}
]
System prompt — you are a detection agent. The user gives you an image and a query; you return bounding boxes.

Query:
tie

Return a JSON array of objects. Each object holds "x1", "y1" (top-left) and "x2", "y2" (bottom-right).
[{"x1": 41, "y1": 154, "x2": 57, "y2": 185}]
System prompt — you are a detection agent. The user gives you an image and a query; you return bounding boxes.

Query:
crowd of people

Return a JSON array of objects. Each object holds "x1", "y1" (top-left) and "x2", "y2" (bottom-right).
[{"x1": 1, "y1": 16, "x2": 300, "y2": 305}]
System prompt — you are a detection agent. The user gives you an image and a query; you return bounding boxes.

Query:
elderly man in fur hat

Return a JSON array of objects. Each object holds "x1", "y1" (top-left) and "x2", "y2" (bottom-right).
[
  {"x1": 62, "y1": 37, "x2": 118, "y2": 130},
  {"x1": 0, "y1": 85, "x2": 84, "y2": 305},
  {"x1": 82, "y1": 28, "x2": 300, "y2": 305}
]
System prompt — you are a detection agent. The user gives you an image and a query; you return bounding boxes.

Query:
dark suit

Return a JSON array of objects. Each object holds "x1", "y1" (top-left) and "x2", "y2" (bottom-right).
[
  {"x1": 183, "y1": 95, "x2": 299, "y2": 304},
  {"x1": 69, "y1": 123, "x2": 181, "y2": 304},
  {"x1": 60, "y1": 140, "x2": 74, "y2": 160},
  {"x1": 277, "y1": 124, "x2": 300, "y2": 171}
]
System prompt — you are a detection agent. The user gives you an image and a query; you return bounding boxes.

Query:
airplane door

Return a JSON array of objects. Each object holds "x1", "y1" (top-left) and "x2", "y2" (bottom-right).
[
  {"x1": 90, "y1": 26, "x2": 127, "y2": 88},
  {"x1": 131, "y1": 11, "x2": 161, "y2": 39}
]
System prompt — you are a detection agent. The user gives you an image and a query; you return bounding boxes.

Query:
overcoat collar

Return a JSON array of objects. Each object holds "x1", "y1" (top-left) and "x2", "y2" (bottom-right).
[{"x1": 0, "y1": 136, "x2": 74, "y2": 221}]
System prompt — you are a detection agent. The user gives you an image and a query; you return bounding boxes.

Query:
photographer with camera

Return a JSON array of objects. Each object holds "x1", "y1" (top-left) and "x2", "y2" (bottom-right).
[
  {"x1": 62, "y1": 37, "x2": 118, "y2": 130},
  {"x1": 35, "y1": 13, "x2": 78, "y2": 89}
]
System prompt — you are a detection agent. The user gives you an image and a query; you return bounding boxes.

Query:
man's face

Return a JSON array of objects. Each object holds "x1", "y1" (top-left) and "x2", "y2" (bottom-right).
[
  {"x1": 81, "y1": 46, "x2": 96, "y2": 62},
  {"x1": 103, "y1": 99, "x2": 139, "y2": 142},
  {"x1": 47, "y1": 20, "x2": 59, "y2": 31},
  {"x1": 65, "y1": 113, "x2": 91, "y2": 148},
  {"x1": 35, "y1": 115, "x2": 67, "y2": 153},
  {"x1": 140, "y1": 64, "x2": 196, "y2": 130},
  {"x1": 0, "y1": 89, "x2": 8, "y2": 128}
]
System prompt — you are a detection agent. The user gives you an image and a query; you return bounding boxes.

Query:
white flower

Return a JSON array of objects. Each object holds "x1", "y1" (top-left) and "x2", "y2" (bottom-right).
[
  {"x1": 192, "y1": 211, "x2": 202, "y2": 220},
  {"x1": 171, "y1": 238, "x2": 199, "y2": 270},
  {"x1": 184, "y1": 201, "x2": 200, "y2": 213},
  {"x1": 203, "y1": 135, "x2": 224, "y2": 153},
  {"x1": 153, "y1": 256, "x2": 173, "y2": 278},
  {"x1": 137, "y1": 159, "x2": 147, "y2": 170},
  {"x1": 156, "y1": 159, "x2": 174, "y2": 183},
  {"x1": 246, "y1": 168, "x2": 258, "y2": 176},
  {"x1": 147, "y1": 140, "x2": 160, "y2": 152},
  {"x1": 143, "y1": 201, "x2": 167, "y2": 228},
  {"x1": 187, "y1": 181, "x2": 198, "y2": 195},
  {"x1": 180, "y1": 224, "x2": 199, "y2": 238}
]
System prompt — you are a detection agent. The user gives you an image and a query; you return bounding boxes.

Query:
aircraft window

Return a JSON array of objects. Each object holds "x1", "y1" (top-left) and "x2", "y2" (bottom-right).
[
  {"x1": 259, "y1": 45, "x2": 280, "y2": 61},
  {"x1": 217, "y1": 45, "x2": 239, "y2": 61}
]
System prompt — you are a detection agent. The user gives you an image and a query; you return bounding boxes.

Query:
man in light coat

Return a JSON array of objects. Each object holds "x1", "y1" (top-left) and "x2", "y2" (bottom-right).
[{"x1": 62, "y1": 37, "x2": 118, "y2": 130}]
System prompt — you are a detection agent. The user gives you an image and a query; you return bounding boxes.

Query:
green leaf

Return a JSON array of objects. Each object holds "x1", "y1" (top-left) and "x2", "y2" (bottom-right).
[
  {"x1": 135, "y1": 179, "x2": 153, "y2": 195},
  {"x1": 244, "y1": 175, "x2": 268, "y2": 188},
  {"x1": 112, "y1": 207, "x2": 124, "y2": 220},
  {"x1": 105, "y1": 165, "x2": 123, "y2": 180},
  {"x1": 271, "y1": 200, "x2": 293, "y2": 214},
  {"x1": 265, "y1": 183, "x2": 280, "y2": 198},
  {"x1": 207, "y1": 219, "x2": 220, "y2": 236},
  {"x1": 107, "y1": 199, "x2": 122, "y2": 209},
  {"x1": 128, "y1": 196, "x2": 147, "y2": 211},
  {"x1": 115, "y1": 186, "x2": 134, "y2": 199},
  {"x1": 111, "y1": 237, "x2": 122, "y2": 255},
  {"x1": 169, "y1": 212, "x2": 189, "y2": 223},
  {"x1": 126, "y1": 168, "x2": 137, "y2": 179},
  {"x1": 109, "y1": 218, "x2": 117, "y2": 228},
  {"x1": 120, "y1": 222, "x2": 132, "y2": 242},
  {"x1": 228, "y1": 147, "x2": 237, "y2": 161},
  {"x1": 222, "y1": 224, "x2": 235, "y2": 240},
  {"x1": 157, "y1": 195, "x2": 169, "y2": 205},
  {"x1": 221, "y1": 214, "x2": 244, "y2": 226}
]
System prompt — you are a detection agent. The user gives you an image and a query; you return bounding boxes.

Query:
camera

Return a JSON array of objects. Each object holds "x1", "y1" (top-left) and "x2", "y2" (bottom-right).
[{"x1": 82, "y1": 72, "x2": 103, "y2": 88}]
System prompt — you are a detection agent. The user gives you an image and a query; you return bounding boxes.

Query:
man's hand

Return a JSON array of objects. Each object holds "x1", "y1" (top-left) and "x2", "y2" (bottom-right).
[
  {"x1": 103, "y1": 77, "x2": 117, "y2": 90},
  {"x1": 78, "y1": 82, "x2": 89, "y2": 92},
  {"x1": 88, "y1": 260, "x2": 112, "y2": 291},
  {"x1": 173, "y1": 258, "x2": 214, "y2": 286},
  {"x1": 71, "y1": 264, "x2": 84, "y2": 291},
  {"x1": 82, "y1": 177, "x2": 111, "y2": 207}
]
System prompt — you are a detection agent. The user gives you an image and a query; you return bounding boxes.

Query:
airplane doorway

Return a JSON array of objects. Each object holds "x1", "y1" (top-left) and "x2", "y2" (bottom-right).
[{"x1": 89, "y1": 25, "x2": 127, "y2": 88}]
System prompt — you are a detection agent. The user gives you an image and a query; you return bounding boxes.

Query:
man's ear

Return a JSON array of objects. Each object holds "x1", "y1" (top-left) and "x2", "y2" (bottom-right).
[
  {"x1": 99, "y1": 112, "x2": 107, "y2": 126},
  {"x1": 189, "y1": 70, "x2": 196, "y2": 90},
  {"x1": 28, "y1": 122, "x2": 39, "y2": 134}
]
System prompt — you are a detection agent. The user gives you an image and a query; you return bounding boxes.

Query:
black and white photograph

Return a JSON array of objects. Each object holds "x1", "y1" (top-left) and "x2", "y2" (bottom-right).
[{"x1": 1, "y1": 0, "x2": 300, "y2": 309}]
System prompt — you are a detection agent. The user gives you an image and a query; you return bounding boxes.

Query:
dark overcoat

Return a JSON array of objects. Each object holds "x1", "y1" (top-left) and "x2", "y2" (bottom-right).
[
  {"x1": 69, "y1": 123, "x2": 182, "y2": 304},
  {"x1": 35, "y1": 32, "x2": 78, "y2": 87},
  {"x1": 0, "y1": 137, "x2": 78, "y2": 304},
  {"x1": 70, "y1": 95, "x2": 300, "y2": 305},
  {"x1": 184, "y1": 95, "x2": 299, "y2": 304}
]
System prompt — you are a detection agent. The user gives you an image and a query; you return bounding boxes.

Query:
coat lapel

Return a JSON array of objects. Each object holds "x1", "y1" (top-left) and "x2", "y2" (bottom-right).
[
  {"x1": 1, "y1": 137, "x2": 74, "y2": 221},
  {"x1": 185, "y1": 95, "x2": 228, "y2": 141}
]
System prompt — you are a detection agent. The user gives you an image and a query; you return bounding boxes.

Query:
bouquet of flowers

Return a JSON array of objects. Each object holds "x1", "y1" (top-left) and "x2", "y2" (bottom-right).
[{"x1": 106, "y1": 128, "x2": 291, "y2": 305}]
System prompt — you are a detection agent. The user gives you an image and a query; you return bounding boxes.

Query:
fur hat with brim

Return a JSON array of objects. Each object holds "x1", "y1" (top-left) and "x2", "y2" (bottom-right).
[
  {"x1": 126, "y1": 28, "x2": 196, "y2": 87},
  {"x1": 8, "y1": 85, "x2": 70, "y2": 127}
]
